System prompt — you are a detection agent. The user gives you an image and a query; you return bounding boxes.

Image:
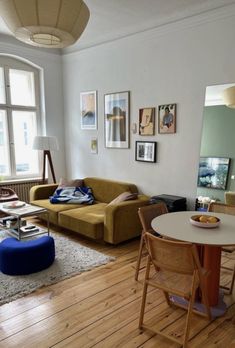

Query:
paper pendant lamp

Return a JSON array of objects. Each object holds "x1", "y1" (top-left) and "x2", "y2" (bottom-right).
[
  {"x1": 0, "y1": 0, "x2": 90, "y2": 48},
  {"x1": 222, "y1": 86, "x2": 235, "y2": 109}
]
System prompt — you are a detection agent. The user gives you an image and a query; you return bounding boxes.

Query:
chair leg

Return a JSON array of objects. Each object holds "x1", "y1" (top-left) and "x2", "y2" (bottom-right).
[
  {"x1": 220, "y1": 264, "x2": 235, "y2": 295},
  {"x1": 163, "y1": 291, "x2": 171, "y2": 306},
  {"x1": 135, "y1": 231, "x2": 145, "y2": 281},
  {"x1": 139, "y1": 256, "x2": 151, "y2": 329},
  {"x1": 183, "y1": 273, "x2": 198, "y2": 348},
  {"x1": 199, "y1": 279, "x2": 211, "y2": 320}
]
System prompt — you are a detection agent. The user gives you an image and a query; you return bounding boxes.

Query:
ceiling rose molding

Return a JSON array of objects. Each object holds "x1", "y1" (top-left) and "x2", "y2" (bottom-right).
[{"x1": 0, "y1": 0, "x2": 90, "y2": 48}]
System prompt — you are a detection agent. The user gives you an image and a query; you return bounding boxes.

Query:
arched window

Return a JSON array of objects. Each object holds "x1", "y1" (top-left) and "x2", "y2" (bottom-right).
[{"x1": 0, "y1": 56, "x2": 42, "y2": 180}]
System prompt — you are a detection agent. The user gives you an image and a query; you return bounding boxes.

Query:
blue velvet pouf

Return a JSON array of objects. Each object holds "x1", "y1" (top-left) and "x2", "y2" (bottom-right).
[{"x1": 0, "y1": 236, "x2": 55, "y2": 275}]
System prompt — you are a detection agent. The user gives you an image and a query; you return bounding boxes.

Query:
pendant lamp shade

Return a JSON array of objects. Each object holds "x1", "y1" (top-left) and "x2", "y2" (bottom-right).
[
  {"x1": 0, "y1": 0, "x2": 90, "y2": 48},
  {"x1": 222, "y1": 86, "x2": 235, "y2": 109}
]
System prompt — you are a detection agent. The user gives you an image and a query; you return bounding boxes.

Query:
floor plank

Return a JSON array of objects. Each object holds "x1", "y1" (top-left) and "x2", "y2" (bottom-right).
[{"x1": 0, "y1": 224, "x2": 235, "y2": 348}]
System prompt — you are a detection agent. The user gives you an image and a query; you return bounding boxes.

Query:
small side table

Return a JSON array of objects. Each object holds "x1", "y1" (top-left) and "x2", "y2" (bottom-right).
[{"x1": 0, "y1": 203, "x2": 49, "y2": 240}]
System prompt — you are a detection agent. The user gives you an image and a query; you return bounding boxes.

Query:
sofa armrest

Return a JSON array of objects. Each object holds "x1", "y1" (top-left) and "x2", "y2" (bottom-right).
[
  {"x1": 104, "y1": 195, "x2": 150, "y2": 244},
  {"x1": 29, "y1": 184, "x2": 58, "y2": 202}
]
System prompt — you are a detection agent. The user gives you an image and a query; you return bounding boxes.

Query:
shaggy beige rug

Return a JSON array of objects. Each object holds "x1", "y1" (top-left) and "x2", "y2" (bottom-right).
[{"x1": 0, "y1": 232, "x2": 115, "y2": 305}]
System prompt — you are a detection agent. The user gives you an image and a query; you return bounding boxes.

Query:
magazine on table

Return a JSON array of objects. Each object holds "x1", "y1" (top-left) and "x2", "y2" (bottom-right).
[{"x1": 1, "y1": 203, "x2": 45, "y2": 216}]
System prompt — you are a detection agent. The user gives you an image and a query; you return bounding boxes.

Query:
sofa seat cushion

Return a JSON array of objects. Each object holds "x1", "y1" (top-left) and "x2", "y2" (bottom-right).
[
  {"x1": 58, "y1": 203, "x2": 107, "y2": 240},
  {"x1": 31, "y1": 199, "x2": 85, "y2": 225}
]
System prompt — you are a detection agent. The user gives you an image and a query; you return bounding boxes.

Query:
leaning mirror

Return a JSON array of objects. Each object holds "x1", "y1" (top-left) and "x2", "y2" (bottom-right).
[{"x1": 196, "y1": 83, "x2": 235, "y2": 211}]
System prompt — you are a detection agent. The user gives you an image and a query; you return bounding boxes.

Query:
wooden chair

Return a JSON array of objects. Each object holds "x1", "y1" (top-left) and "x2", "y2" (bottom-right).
[
  {"x1": 139, "y1": 233, "x2": 211, "y2": 348},
  {"x1": 225, "y1": 192, "x2": 235, "y2": 206},
  {"x1": 208, "y1": 202, "x2": 235, "y2": 294},
  {"x1": 135, "y1": 202, "x2": 168, "y2": 281}
]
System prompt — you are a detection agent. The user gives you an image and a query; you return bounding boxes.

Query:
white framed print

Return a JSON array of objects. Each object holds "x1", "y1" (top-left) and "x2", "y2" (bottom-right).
[
  {"x1": 80, "y1": 90, "x2": 97, "y2": 130},
  {"x1": 104, "y1": 91, "x2": 130, "y2": 148}
]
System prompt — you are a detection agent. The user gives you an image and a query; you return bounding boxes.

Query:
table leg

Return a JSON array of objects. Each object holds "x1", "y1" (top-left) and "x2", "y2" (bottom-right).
[{"x1": 203, "y1": 245, "x2": 221, "y2": 307}]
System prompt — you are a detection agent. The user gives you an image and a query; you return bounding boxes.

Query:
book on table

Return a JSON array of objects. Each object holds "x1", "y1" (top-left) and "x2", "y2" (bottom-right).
[{"x1": 20, "y1": 225, "x2": 40, "y2": 233}]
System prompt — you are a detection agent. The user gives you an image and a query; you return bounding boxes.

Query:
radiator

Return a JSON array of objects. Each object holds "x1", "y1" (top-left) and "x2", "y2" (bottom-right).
[{"x1": 0, "y1": 180, "x2": 44, "y2": 203}]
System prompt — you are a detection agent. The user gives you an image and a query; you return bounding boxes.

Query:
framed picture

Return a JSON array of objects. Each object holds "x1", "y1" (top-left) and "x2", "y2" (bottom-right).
[
  {"x1": 135, "y1": 141, "x2": 157, "y2": 163},
  {"x1": 104, "y1": 91, "x2": 130, "y2": 148},
  {"x1": 80, "y1": 90, "x2": 97, "y2": 130},
  {"x1": 139, "y1": 107, "x2": 155, "y2": 135},
  {"x1": 90, "y1": 138, "x2": 98, "y2": 154},
  {"x1": 197, "y1": 157, "x2": 230, "y2": 190},
  {"x1": 158, "y1": 103, "x2": 176, "y2": 134}
]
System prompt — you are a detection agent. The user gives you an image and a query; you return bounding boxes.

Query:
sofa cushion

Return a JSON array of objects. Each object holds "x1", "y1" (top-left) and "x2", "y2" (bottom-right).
[
  {"x1": 59, "y1": 203, "x2": 107, "y2": 240},
  {"x1": 108, "y1": 192, "x2": 138, "y2": 205},
  {"x1": 58, "y1": 178, "x2": 83, "y2": 189},
  {"x1": 31, "y1": 199, "x2": 84, "y2": 225},
  {"x1": 84, "y1": 177, "x2": 138, "y2": 203}
]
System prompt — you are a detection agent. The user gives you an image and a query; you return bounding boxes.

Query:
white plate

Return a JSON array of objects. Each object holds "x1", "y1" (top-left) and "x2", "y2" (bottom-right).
[
  {"x1": 190, "y1": 215, "x2": 220, "y2": 229},
  {"x1": 3, "y1": 201, "x2": 26, "y2": 209}
]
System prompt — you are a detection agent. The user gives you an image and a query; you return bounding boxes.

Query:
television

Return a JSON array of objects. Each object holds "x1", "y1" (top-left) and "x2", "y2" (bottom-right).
[{"x1": 197, "y1": 157, "x2": 230, "y2": 190}]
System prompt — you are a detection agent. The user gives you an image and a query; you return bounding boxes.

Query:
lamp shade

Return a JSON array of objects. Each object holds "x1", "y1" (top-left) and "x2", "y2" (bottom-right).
[
  {"x1": 0, "y1": 0, "x2": 90, "y2": 48},
  {"x1": 33, "y1": 136, "x2": 59, "y2": 151},
  {"x1": 222, "y1": 86, "x2": 235, "y2": 109}
]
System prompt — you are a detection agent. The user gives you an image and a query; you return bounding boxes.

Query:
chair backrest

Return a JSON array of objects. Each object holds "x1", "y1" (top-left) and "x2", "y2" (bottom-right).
[
  {"x1": 145, "y1": 232, "x2": 201, "y2": 275},
  {"x1": 225, "y1": 191, "x2": 235, "y2": 206},
  {"x1": 138, "y1": 202, "x2": 168, "y2": 232},
  {"x1": 208, "y1": 202, "x2": 235, "y2": 215}
]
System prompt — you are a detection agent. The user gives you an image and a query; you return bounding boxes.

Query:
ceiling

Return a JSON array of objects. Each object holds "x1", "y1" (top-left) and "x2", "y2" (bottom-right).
[{"x1": 0, "y1": 0, "x2": 234, "y2": 52}]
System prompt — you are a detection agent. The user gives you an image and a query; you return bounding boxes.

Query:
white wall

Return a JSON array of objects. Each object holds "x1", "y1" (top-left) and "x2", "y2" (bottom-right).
[
  {"x1": 62, "y1": 6, "x2": 235, "y2": 207},
  {"x1": 0, "y1": 35, "x2": 66, "y2": 181}
]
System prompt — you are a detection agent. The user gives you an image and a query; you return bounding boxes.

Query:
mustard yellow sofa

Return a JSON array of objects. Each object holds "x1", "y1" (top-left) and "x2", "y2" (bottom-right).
[{"x1": 29, "y1": 177, "x2": 150, "y2": 244}]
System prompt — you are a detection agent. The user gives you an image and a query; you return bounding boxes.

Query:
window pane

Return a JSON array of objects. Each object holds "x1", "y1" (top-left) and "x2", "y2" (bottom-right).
[
  {"x1": 0, "y1": 110, "x2": 10, "y2": 176},
  {"x1": 0, "y1": 67, "x2": 6, "y2": 104},
  {"x1": 9, "y1": 69, "x2": 36, "y2": 106},
  {"x1": 12, "y1": 111, "x2": 39, "y2": 176}
]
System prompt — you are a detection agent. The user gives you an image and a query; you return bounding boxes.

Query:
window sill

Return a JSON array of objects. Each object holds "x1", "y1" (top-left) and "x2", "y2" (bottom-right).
[{"x1": 0, "y1": 177, "x2": 45, "y2": 185}]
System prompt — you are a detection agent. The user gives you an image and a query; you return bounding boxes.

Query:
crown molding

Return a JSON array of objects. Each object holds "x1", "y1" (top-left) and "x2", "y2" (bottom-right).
[
  {"x1": 0, "y1": 34, "x2": 61, "y2": 61},
  {"x1": 63, "y1": 2, "x2": 235, "y2": 56}
]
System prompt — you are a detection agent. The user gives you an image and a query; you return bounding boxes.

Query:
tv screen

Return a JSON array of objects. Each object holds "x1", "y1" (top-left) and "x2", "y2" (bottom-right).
[{"x1": 197, "y1": 157, "x2": 230, "y2": 190}]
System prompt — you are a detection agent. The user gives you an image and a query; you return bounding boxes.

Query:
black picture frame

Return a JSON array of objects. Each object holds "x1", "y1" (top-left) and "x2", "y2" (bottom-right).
[
  {"x1": 197, "y1": 157, "x2": 230, "y2": 190},
  {"x1": 135, "y1": 141, "x2": 157, "y2": 163}
]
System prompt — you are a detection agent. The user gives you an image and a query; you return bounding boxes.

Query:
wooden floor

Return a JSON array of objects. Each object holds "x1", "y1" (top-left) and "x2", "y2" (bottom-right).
[{"x1": 0, "y1": 223, "x2": 235, "y2": 348}]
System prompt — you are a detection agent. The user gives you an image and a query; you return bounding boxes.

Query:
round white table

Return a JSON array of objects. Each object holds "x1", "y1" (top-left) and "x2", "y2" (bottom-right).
[{"x1": 151, "y1": 211, "x2": 235, "y2": 308}]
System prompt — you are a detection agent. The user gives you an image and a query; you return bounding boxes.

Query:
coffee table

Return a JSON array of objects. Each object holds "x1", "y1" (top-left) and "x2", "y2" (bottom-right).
[{"x1": 0, "y1": 202, "x2": 49, "y2": 240}]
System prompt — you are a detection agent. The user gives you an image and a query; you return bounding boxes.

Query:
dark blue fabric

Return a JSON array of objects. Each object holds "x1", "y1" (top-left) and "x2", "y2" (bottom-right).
[
  {"x1": 0, "y1": 236, "x2": 55, "y2": 275},
  {"x1": 50, "y1": 186, "x2": 94, "y2": 204}
]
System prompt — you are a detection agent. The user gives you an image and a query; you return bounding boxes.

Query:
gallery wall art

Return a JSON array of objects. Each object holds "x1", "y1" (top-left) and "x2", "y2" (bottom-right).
[
  {"x1": 104, "y1": 91, "x2": 130, "y2": 148},
  {"x1": 80, "y1": 90, "x2": 97, "y2": 130}
]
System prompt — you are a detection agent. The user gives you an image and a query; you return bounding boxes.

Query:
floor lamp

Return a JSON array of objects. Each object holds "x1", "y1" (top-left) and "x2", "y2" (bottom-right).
[{"x1": 33, "y1": 136, "x2": 59, "y2": 184}]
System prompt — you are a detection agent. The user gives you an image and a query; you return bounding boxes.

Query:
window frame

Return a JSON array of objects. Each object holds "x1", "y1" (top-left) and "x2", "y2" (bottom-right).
[{"x1": 0, "y1": 56, "x2": 42, "y2": 180}]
